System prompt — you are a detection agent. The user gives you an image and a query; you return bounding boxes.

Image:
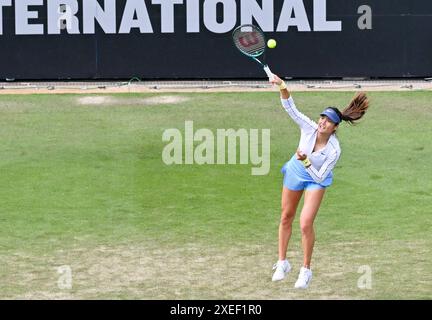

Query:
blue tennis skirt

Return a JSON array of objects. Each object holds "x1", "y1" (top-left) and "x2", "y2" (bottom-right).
[{"x1": 281, "y1": 155, "x2": 333, "y2": 191}]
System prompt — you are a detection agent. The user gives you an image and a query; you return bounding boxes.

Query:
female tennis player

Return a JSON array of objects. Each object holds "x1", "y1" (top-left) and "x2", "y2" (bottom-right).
[{"x1": 270, "y1": 75, "x2": 369, "y2": 289}]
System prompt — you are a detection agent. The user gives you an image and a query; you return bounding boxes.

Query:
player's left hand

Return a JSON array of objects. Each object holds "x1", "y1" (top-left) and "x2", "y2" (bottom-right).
[{"x1": 296, "y1": 149, "x2": 307, "y2": 160}]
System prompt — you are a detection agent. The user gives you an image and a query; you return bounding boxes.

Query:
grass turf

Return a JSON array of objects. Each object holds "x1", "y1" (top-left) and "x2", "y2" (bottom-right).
[{"x1": 0, "y1": 91, "x2": 430, "y2": 299}]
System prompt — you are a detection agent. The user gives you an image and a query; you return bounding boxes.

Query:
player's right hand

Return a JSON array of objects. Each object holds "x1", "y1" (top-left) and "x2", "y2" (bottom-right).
[{"x1": 270, "y1": 74, "x2": 283, "y2": 86}]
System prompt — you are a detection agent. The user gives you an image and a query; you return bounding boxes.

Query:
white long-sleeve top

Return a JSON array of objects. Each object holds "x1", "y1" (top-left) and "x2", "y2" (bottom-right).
[{"x1": 281, "y1": 96, "x2": 341, "y2": 184}]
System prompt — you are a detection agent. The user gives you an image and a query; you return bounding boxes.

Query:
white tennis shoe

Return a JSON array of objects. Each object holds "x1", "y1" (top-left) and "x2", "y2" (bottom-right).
[
  {"x1": 294, "y1": 267, "x2": 313, "y2": 289},
  {"x1": 272, "y1": 259, "x2": 291, "y2": 282}
]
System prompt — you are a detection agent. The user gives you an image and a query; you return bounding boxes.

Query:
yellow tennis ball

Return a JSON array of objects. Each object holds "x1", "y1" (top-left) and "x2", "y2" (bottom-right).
[{"x1": 267, "y1": 39, "x2": 277, "y2": 49}]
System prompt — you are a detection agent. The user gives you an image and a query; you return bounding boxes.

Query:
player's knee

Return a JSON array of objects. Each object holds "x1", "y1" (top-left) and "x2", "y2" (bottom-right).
[
  {"x1": 300, "y1": 221, "x2": 313, "y2": 235},
  {"x1": 280, "y1": 207, "x2": 296, "y2": 226}
]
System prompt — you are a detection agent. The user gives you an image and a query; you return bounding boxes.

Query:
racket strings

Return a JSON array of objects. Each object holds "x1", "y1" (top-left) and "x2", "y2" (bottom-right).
[{"x1": 233, "y1": 29, "x2": 266, "y2": 57}]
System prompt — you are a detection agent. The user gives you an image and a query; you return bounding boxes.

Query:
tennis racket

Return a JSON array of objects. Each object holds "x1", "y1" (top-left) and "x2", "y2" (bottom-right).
[{"x1": 232, "y1": 24, "x2": 274, "y2": 81}]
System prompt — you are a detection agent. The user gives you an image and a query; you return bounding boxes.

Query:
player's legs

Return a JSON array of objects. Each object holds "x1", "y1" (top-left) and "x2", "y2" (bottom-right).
[
  {"x1": 299, "y1": 187, "x2": 326, "y2": 268},
  {"x1": 272, "y1": 187, "x2": 303, "y2": 281},
  {"x1": 278, "y1": 187, "x2": 303, "y2": 260}
]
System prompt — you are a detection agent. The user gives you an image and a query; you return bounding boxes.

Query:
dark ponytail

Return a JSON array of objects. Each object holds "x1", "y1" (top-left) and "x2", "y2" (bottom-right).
[{"x1": 339, "y1": 92, "x2": 369, "y2": 125}]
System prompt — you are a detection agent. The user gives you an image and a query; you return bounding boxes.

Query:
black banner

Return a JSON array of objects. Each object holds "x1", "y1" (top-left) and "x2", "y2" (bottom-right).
[
  {"x1": 0, "y1": 300, "x2": 426, "y2": 318},
  {"x1": 0, "y1": 0, "x2": 431, "y2": 80}
]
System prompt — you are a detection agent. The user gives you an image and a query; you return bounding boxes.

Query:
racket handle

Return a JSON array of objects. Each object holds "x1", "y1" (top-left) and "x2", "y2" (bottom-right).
[{"x1": 263, "y1": 65, "x2": 274, "y2": 81}]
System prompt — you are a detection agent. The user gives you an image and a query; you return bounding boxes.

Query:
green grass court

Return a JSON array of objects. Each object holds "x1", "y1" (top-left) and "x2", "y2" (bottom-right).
[{"x1": 0, "y1": 91, "x2": 430, "y2": 299}]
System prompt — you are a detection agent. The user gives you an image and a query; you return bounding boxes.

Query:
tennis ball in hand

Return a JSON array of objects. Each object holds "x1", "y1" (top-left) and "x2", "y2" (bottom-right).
[{"x1": 267, "y1": 39, "x2": 277, "y2": 49}]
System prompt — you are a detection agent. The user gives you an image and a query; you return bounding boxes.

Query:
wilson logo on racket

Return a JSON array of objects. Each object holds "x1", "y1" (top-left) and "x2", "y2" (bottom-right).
[
  {"x1": 238, "y1": 32, "x2": 260, "y2": 48},
  {"x1": 232, "y1": 24, "x2": 275, "y2": 81}
]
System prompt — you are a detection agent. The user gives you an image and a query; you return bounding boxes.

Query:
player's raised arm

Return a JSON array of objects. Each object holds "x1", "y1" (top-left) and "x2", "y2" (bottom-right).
[
  {"x1": 271, "y1": 74, "x2": 317, "y2": 133},
  {"x1": 271, "y1": 74, "x2": 290, "y2": 99}
]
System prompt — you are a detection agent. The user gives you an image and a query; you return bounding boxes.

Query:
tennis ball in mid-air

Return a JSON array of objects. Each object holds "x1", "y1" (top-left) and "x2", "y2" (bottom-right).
[{"x1": 267, "y1": 39, "x2": 277, "y2": 49}]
